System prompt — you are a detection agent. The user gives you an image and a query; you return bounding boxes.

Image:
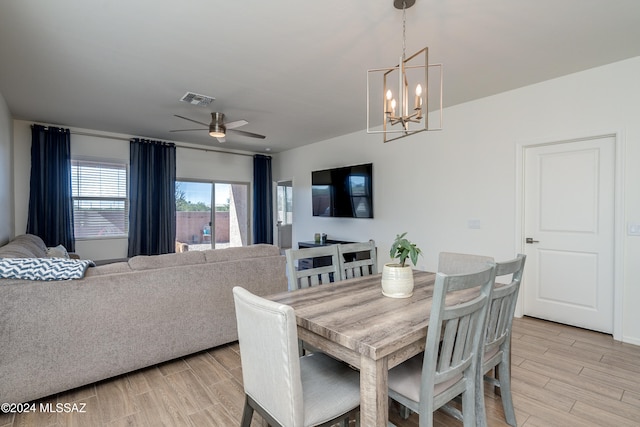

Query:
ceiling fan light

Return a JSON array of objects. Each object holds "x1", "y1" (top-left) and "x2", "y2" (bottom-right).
[{"x1": 209, "y1": 123, "x2": 226, "y2": 138}]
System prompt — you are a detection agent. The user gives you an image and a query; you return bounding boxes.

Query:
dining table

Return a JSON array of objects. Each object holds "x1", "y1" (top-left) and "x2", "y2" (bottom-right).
[{"x1": 267, "y1": 270, "x2": 481, "y2": 427}]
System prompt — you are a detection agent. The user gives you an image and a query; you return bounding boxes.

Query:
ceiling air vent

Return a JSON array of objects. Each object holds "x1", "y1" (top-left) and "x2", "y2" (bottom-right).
[{"x1": 180, "y1": 92, "x2": 214, "y2": 106}]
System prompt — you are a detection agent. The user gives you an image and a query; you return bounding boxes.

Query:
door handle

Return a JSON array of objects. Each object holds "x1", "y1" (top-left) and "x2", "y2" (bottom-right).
[{"x1": 526, "y1": 237, "x2": 539, "y2": 244}]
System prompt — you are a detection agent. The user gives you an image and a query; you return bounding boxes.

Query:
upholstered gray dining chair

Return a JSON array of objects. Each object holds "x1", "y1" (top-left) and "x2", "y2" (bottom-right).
[
  {"x1": 337, "y1": 240, "x2": 377, "y2": 280},
  {"x1": 233, "y1": 287, "x2": 360, "y2": 427},
  {"x1": 438, "y1": 251, "x2": 494, "y2": 275},
  {"x1": 387, "y1": 265, "x2": 496, "y2": 427},
  {"x1": 476, "y1": 254, "x2": 526, "y2": 427},
  {"x1": 285, "y1": 246, "x2": 342, "y2": 291}
]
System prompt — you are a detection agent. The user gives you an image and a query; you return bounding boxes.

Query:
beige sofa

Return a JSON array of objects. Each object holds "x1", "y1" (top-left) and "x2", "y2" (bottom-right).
[{"x1": 0, "y1": 234, "x2": 287, "y2": 404}]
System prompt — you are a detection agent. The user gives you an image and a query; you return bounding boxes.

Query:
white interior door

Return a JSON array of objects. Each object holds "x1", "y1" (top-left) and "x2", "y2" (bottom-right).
[{"x1": 523, "y1": 136, "x2": 615, "y2": 333}]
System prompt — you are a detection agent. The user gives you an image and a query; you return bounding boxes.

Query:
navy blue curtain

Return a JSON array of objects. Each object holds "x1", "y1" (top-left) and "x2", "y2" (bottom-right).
[
  {"x1": 128, "y1": 139, "x2": 176, "y2": 257},
  {"x1": 26, "y1": 124, "x2": 75, "y2": 252},
  {"x1": 253, "y1": 154, "x2": 273, "y2": 244}
]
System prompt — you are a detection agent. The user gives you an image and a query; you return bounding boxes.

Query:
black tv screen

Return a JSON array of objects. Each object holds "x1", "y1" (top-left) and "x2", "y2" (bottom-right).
[{"x1": 312, "y1": 163, "x2": 373, "y2": 218}]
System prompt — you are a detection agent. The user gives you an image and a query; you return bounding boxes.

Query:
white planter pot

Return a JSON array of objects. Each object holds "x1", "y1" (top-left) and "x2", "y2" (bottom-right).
[{"x1": 381, "y1": 263, "x2": 414, "y2": 298}]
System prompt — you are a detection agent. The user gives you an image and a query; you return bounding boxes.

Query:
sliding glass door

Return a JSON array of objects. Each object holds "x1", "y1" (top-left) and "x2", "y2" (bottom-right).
[{"x1": 175, "y1": 180, "x2": 249, "y2": 250}]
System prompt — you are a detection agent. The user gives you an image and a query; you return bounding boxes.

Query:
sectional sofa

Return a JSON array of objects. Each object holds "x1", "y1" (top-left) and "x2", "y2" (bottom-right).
[{"x1": 0, "y1": 234, "x2": 287, "y2": 404}]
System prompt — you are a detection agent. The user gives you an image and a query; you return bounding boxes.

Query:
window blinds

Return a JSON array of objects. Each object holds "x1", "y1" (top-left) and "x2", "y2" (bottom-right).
[{"x1": 71, "y1": 160, "x2": 128, "y2": 238}]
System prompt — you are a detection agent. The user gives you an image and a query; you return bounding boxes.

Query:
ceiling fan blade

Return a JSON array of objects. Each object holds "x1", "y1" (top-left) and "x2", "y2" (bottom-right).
[
  {"x1": 228, "y1": 129, "x2": 266, "y2": 139},
  {"x1": 174, "y1": 114, "x2": 209, "y2": 127},
  {"x1": 169, "y1": 128, "x2": 207, "y2": 132},
  {"x1": 224, "y1": 119, "x2": 248, "y2": 130}
]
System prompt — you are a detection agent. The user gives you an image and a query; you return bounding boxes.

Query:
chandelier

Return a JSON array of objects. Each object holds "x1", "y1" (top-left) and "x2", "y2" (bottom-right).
[{"x1": 367, "y1": 0, "x2": 443, "y2": 142}]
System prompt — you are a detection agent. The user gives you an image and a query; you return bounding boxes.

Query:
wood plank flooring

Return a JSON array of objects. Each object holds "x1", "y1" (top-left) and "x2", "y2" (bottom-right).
[{"x1": 2, "y1": 316, "x2": 639, "y2": 427}]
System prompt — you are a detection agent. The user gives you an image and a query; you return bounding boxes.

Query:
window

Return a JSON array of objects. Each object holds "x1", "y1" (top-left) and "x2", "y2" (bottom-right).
[{"x1": 71, "y1": 159, "x2": 128, "y2": 238}]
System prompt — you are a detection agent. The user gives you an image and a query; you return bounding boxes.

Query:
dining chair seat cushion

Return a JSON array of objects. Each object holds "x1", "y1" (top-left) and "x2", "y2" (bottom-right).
[
  {"x1": 388, "y1": 353, "x2": 463, "y2": 403},
  {"x1": 300, "y1": 353, "x2": 361, "y2": 426}
]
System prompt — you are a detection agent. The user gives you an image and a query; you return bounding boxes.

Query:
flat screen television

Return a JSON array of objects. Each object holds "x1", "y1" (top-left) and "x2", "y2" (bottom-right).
[{"x1": 312, "y1": 163, "x2": 373, "y2": 218}]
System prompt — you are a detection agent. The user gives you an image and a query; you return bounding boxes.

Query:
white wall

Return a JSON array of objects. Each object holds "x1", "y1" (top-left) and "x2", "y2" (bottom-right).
[
  {"x1": 0, "y1": 91, "x2": 12, "y2": 244},
  {"x1": 273, "y1": 56, "x2": 640, "y2": 345},
  {"x1": 12, "y1": 120, "x2": 254, "y2": 260}
]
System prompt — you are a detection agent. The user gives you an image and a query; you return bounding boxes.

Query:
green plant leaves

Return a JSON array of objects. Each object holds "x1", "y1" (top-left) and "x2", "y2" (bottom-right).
[{"x1": 389, "y1": 232, "x2": 422, "y2": 267}]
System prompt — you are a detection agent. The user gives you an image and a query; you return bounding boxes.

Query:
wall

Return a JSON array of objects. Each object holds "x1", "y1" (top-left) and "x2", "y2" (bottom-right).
[
  {"x1": 12, "y1": 120, "x2": 254, "y2": 260},
  {"x1": 176, "y1": 211, "x2": 230, "y2": 244},
  {"x1": 0, "y1": 92, "x2": 12, "y2": 245},
  {"x1": 273, "y1": 56, "x2": 640, "y2": 345}
]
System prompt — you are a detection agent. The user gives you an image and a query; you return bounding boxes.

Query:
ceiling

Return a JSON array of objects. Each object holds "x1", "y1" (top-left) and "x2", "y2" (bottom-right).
[{"x1": 1, "y1": 0, "x2": 640, "y2": 154}]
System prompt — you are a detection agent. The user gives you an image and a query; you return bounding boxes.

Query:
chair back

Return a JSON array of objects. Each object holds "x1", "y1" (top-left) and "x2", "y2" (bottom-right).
[
  {"x1": 420, "y1": 264, "x2": 496, "y2": 412},
  {"x1": 338, "y1": 240, "x2": 377, "y2": 280},
  {"x1": 483, "y1": 254, "x2": 526, "y2": 369},
  {"x1": 233, "y1": 287, "x2": 304, "y2": 426},
  {"x1": 438, "y1": 251, "x2": 494, "y2": 275},
  {"x1": 286, "y1": 246, "x2": 342, "y2": 290}
]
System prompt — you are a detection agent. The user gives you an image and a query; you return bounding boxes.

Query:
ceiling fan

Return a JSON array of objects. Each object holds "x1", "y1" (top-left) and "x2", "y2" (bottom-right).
[{"x1": 170, "y1": 112, "x2": 266, "y2": 143}]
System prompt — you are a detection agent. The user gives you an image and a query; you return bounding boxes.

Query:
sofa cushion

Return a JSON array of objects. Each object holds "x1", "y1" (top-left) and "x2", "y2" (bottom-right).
[
  {"x1": 0, "y1": 234, "x2": 48, "y2": 258},
  {"x1": 203, "y1": 244, "x2": 281, "y2": 263},
  {"x1": 84, "y1": 261, "x2": 132, "y2": 277},
  {"x1": 128, "y1": 250, "x2": 206, "y2": 271}
]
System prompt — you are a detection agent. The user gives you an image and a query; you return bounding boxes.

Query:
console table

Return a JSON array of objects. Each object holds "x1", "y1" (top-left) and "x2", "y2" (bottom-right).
[{"x1": 297, "y1": 239, "x2": 372, "y2": 270}]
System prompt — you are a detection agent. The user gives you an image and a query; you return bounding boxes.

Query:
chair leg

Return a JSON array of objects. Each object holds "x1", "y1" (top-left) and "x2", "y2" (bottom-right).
[
  {"x1": 475, "y1": 369, "x2": 488, "y2": 427},
  {"x1": 491, "y1": 366, "x2": 500, "y2": 394},
  {"x1": 462, "y1": 386, "x2": 477, "y2": 427},
  {"x1": 241, "y1": 395, "x2": 254, "y2": 427},
  {"x1": 497, "y1": 358, "x2": 517, "y2": 427},
  {"x1": 399, "y1": 404, "x2": 412, "y2": 419}
]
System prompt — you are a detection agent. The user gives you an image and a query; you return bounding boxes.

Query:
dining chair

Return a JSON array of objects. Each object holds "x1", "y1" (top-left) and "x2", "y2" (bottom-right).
[
  {"x1": 387, "y1": 264, "x2": 496, "y2": 427},
  {"x1": 337, "y1": 240, "x2": 377, "y2": 280},
  {"x1": 438, "y1": 251, "x2": 495, "y2": 275},
  {"x1": 286, "y1": 245, "x2": 343, "y2": 355},
  {"x1": 285, "y1": 245, "x2": 342, "y2": 290},
  {"x1": 233, "y1": 287, "x2": 360, "y2": 427},
  {"x1": 476, "y1": 254, "x2": 526, "y2": 427},
  {"x1": 395, "y1": 251, "x2": 495, "y2": 419}
]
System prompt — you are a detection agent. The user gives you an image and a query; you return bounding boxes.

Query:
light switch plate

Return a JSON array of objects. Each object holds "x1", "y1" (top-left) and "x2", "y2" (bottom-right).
[
  {"x1": 628, "y1": 222, "x2": 640, "y2": 236},
  {"x1": 468, "y1": 219, "x2": 481, "y2": 229}
]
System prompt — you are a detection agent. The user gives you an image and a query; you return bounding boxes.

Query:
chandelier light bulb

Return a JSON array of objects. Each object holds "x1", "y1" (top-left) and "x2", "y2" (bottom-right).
[
  {"x1": 385, "y1": 90, "x2": 394, "y2": 114},
  {"x1": 414, "y1": 83, "x2": 423, "y2": 110}
]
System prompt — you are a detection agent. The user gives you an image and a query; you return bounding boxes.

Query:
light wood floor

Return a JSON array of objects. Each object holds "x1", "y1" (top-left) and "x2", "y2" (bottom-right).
[{"x1": 2, "y1": 316, "x2": 639, "y2": 427}]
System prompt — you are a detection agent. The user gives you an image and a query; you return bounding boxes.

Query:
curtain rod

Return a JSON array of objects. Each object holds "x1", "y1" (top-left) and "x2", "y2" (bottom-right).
[{"x1": 67, "y1": 130, "x2": 257, "y2": 158}]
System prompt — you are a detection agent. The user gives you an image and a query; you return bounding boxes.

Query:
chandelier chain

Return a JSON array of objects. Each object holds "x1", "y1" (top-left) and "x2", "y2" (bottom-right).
[{"x1": 402, "y1": 1, "x2": 407, "y2": 60}]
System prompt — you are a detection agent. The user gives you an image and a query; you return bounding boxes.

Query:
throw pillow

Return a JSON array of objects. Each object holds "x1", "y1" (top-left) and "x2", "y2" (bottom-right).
[{"x1": 46, "y1": 245, "x2": 70, "y2": 259}]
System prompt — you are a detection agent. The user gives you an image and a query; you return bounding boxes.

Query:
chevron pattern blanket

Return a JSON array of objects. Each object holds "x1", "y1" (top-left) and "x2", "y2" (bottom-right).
[{"x1": 0, "y1": 258, "x2": 95, "y2": 281}]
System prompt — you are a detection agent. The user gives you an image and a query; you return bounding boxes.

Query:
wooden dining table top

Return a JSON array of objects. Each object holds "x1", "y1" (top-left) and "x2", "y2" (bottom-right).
[{"x1": 268, "y1": 270, "x2": 479, "y2": 364}]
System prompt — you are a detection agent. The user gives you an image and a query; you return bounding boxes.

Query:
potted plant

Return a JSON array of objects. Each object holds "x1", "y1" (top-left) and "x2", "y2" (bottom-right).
[{"x1": 381, "y1": 232, "x2": 423, "y2": 298}]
